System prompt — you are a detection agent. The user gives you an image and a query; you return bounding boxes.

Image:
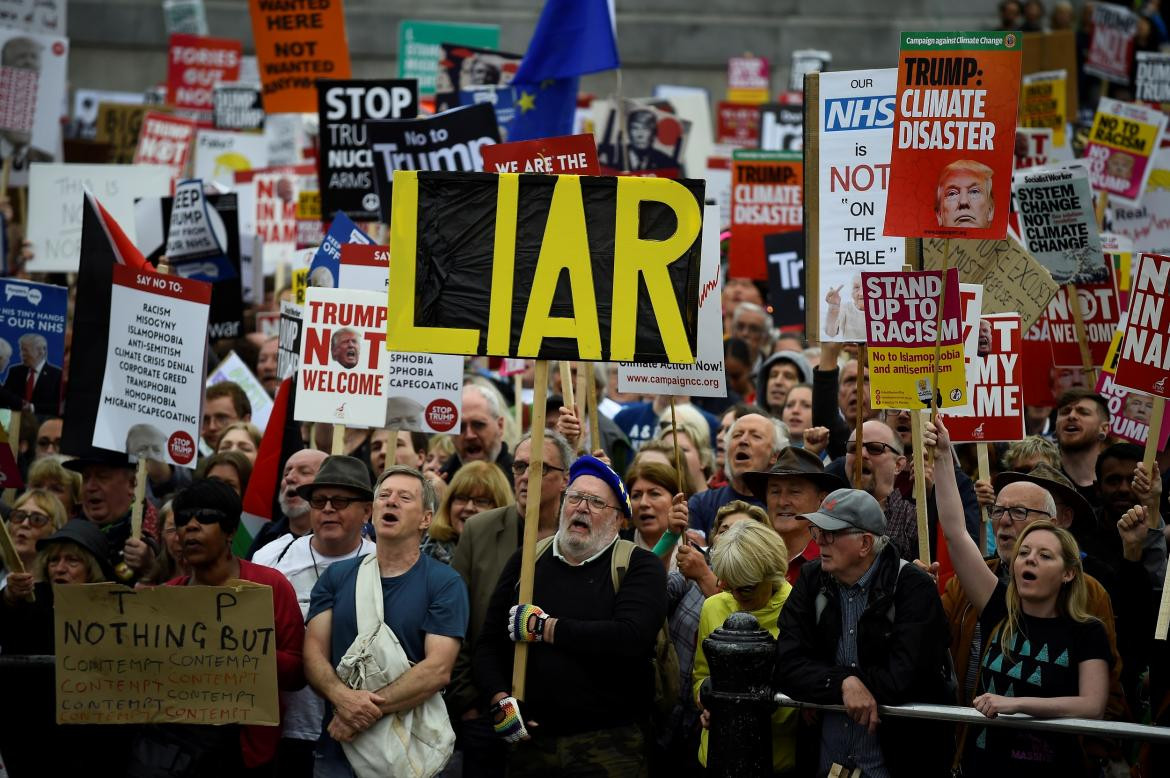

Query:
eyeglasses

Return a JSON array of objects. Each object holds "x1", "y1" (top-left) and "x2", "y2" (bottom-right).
[
  {"x1": 989, "y1": 505, "x2": 1054, "y2": 523},
  {"x1": 511, "y1": 461, "x2": 565, "y2": 477},
  {"x1": 845, "y1": 441, "x2": 899, "y2": 457},
  {"x1": 809, "y1": 526, "x2": 864, "y2": 545},
  {"x1": 8, "y1": 510, "x2": 51, "y2": 527},
  {"x1": 452, "y1": 495, "x2": 495, "y2": 510},
  {"x1": 308, "y1": 495, "x2": 370, "y2": 510},
  {"x1": 564, "y1": 490, "x2": 616, "y2": 514},
  {"x1": 175, "y1": 509, "x2": 228, "y2": 527}
]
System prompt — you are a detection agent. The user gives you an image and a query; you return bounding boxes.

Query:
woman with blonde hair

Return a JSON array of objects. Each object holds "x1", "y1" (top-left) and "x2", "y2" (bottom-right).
[
  {"x1": 27, "y1": 456, "x2": 82, "y2": 518},
  {"x1": 0, "y1": 489, "x2": 68, "y2": 591},
  {"x1": 420, "y1": 460, "x2": 513, "y2": 564},
  {"x1": 656, "y1": 403, "x2": 714, "y2": 495},
  {"x1": 217, "y1": 421, "x2": 262, "y2": 464},
  {"x1": 630, "y1": 439, "x2": 699, "y2": 497},
  {"x1": 692, "y1": 520, "x2": 796, "y2": 771}
]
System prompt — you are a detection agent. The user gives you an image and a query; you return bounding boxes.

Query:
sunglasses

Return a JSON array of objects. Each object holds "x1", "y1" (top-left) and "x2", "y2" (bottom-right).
[
  {"x1": 845, "y1": 441, "x2": 898, "y2": 457},
  {"x1": 308, "y1": 495, "x2": 370, "y2": 510},
  {"x1": 8, "y1": 510, "x2": 51, "y2": 528},
  {"x1": 174, "y1": 509, "x2": 228, "y2": 527}
]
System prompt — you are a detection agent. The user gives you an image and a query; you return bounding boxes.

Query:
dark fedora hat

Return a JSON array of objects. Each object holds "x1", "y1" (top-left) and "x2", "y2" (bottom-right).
[
  {"x1": 296, "y1": 455, "x2": 374, "y2": 502},
  {"x1": 743, "y1": 446, "x2": 848, "y2": 502},
  {"x1": 37, "y1": 519, "x2": 116, "y2": 581},
  {"x1": 994, "y1": 463, "x2": 1095, "y2": 529},
  {"x1": 63, "y1": 448, "x2": 134, "y2": 473}
]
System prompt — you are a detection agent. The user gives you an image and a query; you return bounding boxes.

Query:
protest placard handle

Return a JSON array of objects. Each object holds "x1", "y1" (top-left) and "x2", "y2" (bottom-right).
[
  {"x1": 331, "y1": 424, "x2": 345, "y2": 455},
  {"x1": 1143, "y1": 397, "x2": 1166, "y2": 529},
  {"x1": 512, "y1": 360, "x2": 550, "y2": 702},
  {"x1": 977, "y1": 444, "x2": 991, "y2": 554},
  {"x1": 669, "y1": 397, "x2": 684, "y2": 493},
  {"x1": 0, "y1": 515, "x2": 31, "y2": 602},
  {"x1": 514, "y1": 373, "x2": 523, "y2": 430},
  {"x1": 560, "y1": 361, "x2": 575, "y2": 421},
  {"x1": 1, "y1": 412, "x2": 20, "y2": 507},
  {"x1": 911, "y1": 410, "x2": 931, "y2": 563},
  {"x1": 1156, "y1": 570, "x2": 1170, "y2": 641},
  {"x1": 930, "y1": 241, "x2": 950, "y2": 429},
  {"x1": 1095, "y1": 190, "x2": 1108, "y2": 232},
  {"x1": 16, "y1": 185, "x2": 25, "y2": 230},
  {"x1": 0, "y1": 156, "x2": 10, "y2": 197},
  {"x1": 130, "y1": 458, "x2": 148, "y2": 541},
  {"x1": 854, "y1": 345, "x2": 866, "y2": 488},
  {"x1": 587, "y1": 371, "x2": 600, "y2": 457},
  {"x1": 1066, "y1": 283, "x2": 1096, "y2": 384},
  {"x1": 575, "y1": 362, "x2": 590, "y2": 454}
]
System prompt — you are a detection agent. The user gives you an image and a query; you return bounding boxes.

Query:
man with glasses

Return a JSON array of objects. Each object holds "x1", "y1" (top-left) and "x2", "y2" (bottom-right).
[
  {"x1": 830, "y1": 420, "x2": 919, "y2": 561},
  {"x1": 475, "y1": 455, "x2": 666, "y2": 775},
  {"x1": 444, "y1": 384, "x2": 513, "y2": 481},
  {"x1": 253, "y1": 456, "x2": 376, "y2": 777},
  {"x1": 448, "y1": 429, "x2": 574, "y2": 778},
  {"x1": 774, "y1": 488, "x2": 954, "y2": 776}
]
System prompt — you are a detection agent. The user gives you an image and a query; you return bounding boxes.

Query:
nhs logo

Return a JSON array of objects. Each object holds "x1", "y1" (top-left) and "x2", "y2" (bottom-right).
[{"x1": 824, "y1": 96, "x2": 896, "y2": 131}]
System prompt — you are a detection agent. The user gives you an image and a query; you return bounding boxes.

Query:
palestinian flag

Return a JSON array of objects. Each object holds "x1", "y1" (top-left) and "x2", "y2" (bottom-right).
[{"x1": 236, "y1": 375, "x2": 303, "y2": 555}]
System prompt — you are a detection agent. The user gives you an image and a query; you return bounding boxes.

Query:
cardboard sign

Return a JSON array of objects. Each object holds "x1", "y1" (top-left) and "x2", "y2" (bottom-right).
[
  {"x1": 765, "y1": 231, "x2": 805, "y2": 330},
  {"x1": 1044, "y1": 281, "x2": 1119, "y2": 368},
  {"x1": 729, "y1": 149, "x2": 802, "y2": 280},
  {"x1": 0, "y1": 28, "x2": 67, "y2": 186},
  {"x1": 235, "y1": 163, "x2": 317, "y2": 270},
  {"x1": 133, "y1": 111, "x2": 198, "y2": 178},
  {"x1": 479, "y1": 133, "x2": 599, "y2": 175},
  {"x1": 758, "y1": 103, "x2": 803, "y2": 152},
  {"x1": 54, "y1": 582, "x2": 279, "y2": 725},
  {"x1": 366, "y1": 103, "x2": 501, "y2": 221},
  {"x1": 397, "y1": 20, "x2": 499, "y2": 97},
  {"x1": 208, "y1": 351, "x2": 274, "y2": 432},
  {"x1": 790, "y1": 49, "x2": 831, "y2": 92},
  {"x1": 166, "y1": 34, "x2": 241, "y2": 116},
  {"x1": 434, "y1": 42, "x2": 522, "y2": 114},
  {"x1": 93, "y1": 265, "x2": 210, "y2": 466},
  {"x1": 249, "y1": 0, "x2": 351, "y2": 113},
  {"x1": 1136, "y1": 52, "x2": 1170, "y2": 108},
  {"x1": 277, "y1": 301, "x2": 302, "y2": 379},
  {"x1": 1085, "y1": 98, "x2": 1168, "y2": 206},
  {"x1": 1115, "y1": 253, "x2": 1170, "y2": 397},
  {"x1": 1020, "y1": 69, "x2": 1067, "y2": 149},
  {"x1": 863, "y1": 268, "x2": 965, "y2": 410},
  {"x1": 594, "y1": 98, "x2": 689, "y2": 177},
  {"x1": 193, "y1": 128, "x2": 270, "y2": 188},
  {"x1": 307, "y1": 212, "x2": 374, "y2": 288},
  {"x1": 317, "y1": 79, "x2": 418, "y2": 221},
  {"x1": 727, "y1": 56, "x2": 770, "y2": 103},
  {"x1": 0, "y1": 278, "x2": 67, "y2": 415},
  {"x1": 75, "y1": 89, "x2": 143, "y2": 141},
  {"x1": 809, "y1": 69, "x2": 906, "y2": 342},
  {"x1": 1012, "y1": 164, "x2": 1106, "y2": 285},
  {"x1": 388, "y1": 171, "x2": 705, "y2": 363},
  {"x1": 1086, "y1": 4, "x2": 1138, "y2": 85},
  {"x1": 94, "y1": 103, "x2": 150, "y2": 164},
  {"x1": 942, "y1": 313, "x2": 1025, "y2": 442},
  {"x1": 26, "y1": 162, "x2": 173, "y2": 273},
  {"x1": 884, "y1": 31, "x2": 1022, "y2": 240},
  {"x1": 1097, "y1": 371, "x2": 1170, "y2": 449},
  {"x1": 617, "y1": 205, "x2": 726, "y2": 398},
  {"x1": 715, "y1": 102, "x2": 760, "y2": 148},
  {"x1": 213, "y1": 82, "x2": 265, "y2": 131}
]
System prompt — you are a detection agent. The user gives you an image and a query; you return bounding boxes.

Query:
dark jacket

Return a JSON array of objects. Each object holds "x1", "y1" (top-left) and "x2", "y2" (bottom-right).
[
  {"x1": 812, "y1": 365, "x2": 851, "y2": 461},
  {"x1": 1, "y1": 363, "x2": 63, "y2": 415},
  {"x1": 440, "y1": 441, "x2": 513, "y2": 484},
  {"x1": 773, "y1": 544, "x2": 954, "y2": 776}
]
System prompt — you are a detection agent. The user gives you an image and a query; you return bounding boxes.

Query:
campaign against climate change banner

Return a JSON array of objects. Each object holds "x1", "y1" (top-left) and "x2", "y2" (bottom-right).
[
  {"x1": 942, "y1": 313, "x2": 1025, "y2": 442},
  {"x1": 213, "y1": 82, "x2": 265, "y2": 131},
  {"x1": 1115, "y1": 253, "x2": 1170, "y2": 400},
  {"x1": 26, "y1": 162, "x2": 172, "y2": 273},
  {"x1": 0, "y1": 278, "x2": 66, "y2": 415},
  {"x1": 248, "y1": 0, "x2": 351, "y2": 113},
  {"x1": 53, "y1": 582, "x2": 279, "y2": 725},
  {"x1": 884, "y1": 31, "x2": 1022, "y2": 240},
  {"x1": 812, "y1": 69, "x2": 906, "y2": 342},
  {"x1": 480, "y1": 133, "x2": 600, "y2": 175},
  {"x1": 434, "y1": 42, "x2": 522, "y2": 114},
  {"x1": 1085, "y1": 98, "x2": 1168, "y2": 205},
  {"x1": 306, "y1": 212, "x2": 373, "y2": 289},
  {"x1": 1019, "y1": 69, "x2": 1068, "y2": 150},
  {"x1": 729, "y1": 150, "x2": 802, "y2": 280},
  {"x1": 1011, "y1": 163, "x2": 1106, "y2": 284},
  {"x1": 366, "y1": 103, "x2": 501, "y2": 222},
  {"x1": 862, "y1": 269, "x2": 966, "y2": 410},
  {"x1": 388, "y1": 172, "x2": 705, "y2": 363},
  {"x1": 192, "y1": 128, "x2": 270, "y2": 189},
  {"x1": 1085, "y1": 3, "x2": 1138, "y2": 85},
  {"x1": 277, "y1": 300, "x2": 301, "y2": 379},
  {"x1": 594, "y1": 98, "x2": 691, "y2": 177},
  {"x1": 1042, "y1": 281, "x2": 1119, "y2": 367},
  {"x1": 397, "y1": 19, "x2": 499, "y2": 97},
  {"x1": 93, "y1": 265, "x2": 210, "y2": 467},
  {"x1": 166, "y1": 33, "x2": 242, "y2": 117},
  {"x1": 0, "y1": 27, "x2": 67, "y2": 186},
  {"x1": 133, "y1": 111, "x2": 198, "y2": 180},
  {"x1": 317, "y1": 79, "x2": 418, "y2": 221},
  {"x1": 617, "y1": 205, "x2": 725, "y2": 397}
]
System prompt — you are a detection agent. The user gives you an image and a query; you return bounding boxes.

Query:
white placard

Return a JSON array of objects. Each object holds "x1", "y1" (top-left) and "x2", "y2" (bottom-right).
[
  {"x1": 207, "y1": 351, "x2": 274, "y2": 433},
  {"x1": 193, "y1": 128, "x2": 270, "y2": 189}
]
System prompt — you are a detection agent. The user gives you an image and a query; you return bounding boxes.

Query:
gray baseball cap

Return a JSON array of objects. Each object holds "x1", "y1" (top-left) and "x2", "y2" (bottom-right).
[{"x1": 800, "y1": 488, "x2": 887, "y2": 535}]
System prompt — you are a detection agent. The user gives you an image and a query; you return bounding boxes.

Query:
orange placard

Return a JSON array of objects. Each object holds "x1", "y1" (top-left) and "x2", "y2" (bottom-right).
[
  {"x1": 249, "y1": 0, "x2": 352, "y2": 113},
  {"x1": 884, "y1": 31, "x2": 1022, "y2": 240}
]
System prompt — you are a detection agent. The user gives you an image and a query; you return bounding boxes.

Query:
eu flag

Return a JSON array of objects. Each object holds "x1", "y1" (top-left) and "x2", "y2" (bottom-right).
[{"x1": 507, "y1": 0, "x2": 619, "y2": 142}]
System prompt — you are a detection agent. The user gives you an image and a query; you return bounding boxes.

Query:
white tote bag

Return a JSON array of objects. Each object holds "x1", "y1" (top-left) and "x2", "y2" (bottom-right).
[{"x1": 336, "y1": 554, "x2": 455, "y2": 778}]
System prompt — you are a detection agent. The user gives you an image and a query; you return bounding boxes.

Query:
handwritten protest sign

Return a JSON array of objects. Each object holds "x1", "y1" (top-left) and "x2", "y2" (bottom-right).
[
  {"x1": 26, "y1": 162, "x2": 172, "y2": 273},
  {"x1": 1085, "y1": 98, "x2": 1168, "y2": 205},
  {"x1": 193, "y1": 129, "x2": 269, "y2": 189},
  {"x1": 54, "y1": 582, "x2": 279, "y2": 725},
  {"x1": 317, "y1": 79, "x2": 417, "y2": 221},
  {"x1": 943, "y1": 313, "x2": 1025, "y2": 442},
  {"x1": 166, "y1": 34, "x2": 242, "y2": 117},
  {"x1": 93, "y1": 265, "x2": 210, "y2": 467},
  {"x1": 863, "y1": 269, "x2": 965, "y2": 410},
  {"x1": 617, "y1": 205, "x2": 725, "y2": 397},
  {"x1": 884, "y1": 31, "x2": 1022, "y2": 240},
  {"x1": 249, "y1": 0, "x2": 351, "y2": 113},
  {"x1": 397, "y1": 20, "x2": 499, "y2": 97},
  {"x1": 0, "y1": 277, "x2": 66, "y2": 415},
  {"x1": 213, "y1": 82, "x2": 264, "y2": 131},
  {"x1": 727, "y1": 56, "x2": 770, "y2": 103},
  {"x1": 94, "y1": 103, "x2": 150, "y2": 164},
  {"x1": 133, "y1": 112, "x2": 198, "y2": 179},
  {"x1": 1019, "y1": 69, "x2": 1068, "y2": 149},
  {"x1": 277, "y1": 301, "x2": 301, "y2": 379},
  {"x1": 1044, "y1": 282, "x2": 1118, "y2": 368},
  {"x1": 389, "y1": 172, "x2": 704, "y2": 363},
  {"x1": 1086, "y1": 4, "x2": 1138, "y2": 85},
  {"x1": 1115, "y1": 253, "x2": 1170, "y2": 398},
  {"x1": 808, "y1": 69, "x2": 906, "y2": 341},
  {"x1": 480, "y1": 134, "x2": 599, "y2": 175},
  {"x1": 1012, "y1": 164, "x2": 1105, "y2": 284},
  {"x1": 729, "y1": 149, "x2": 802, "y2": 280}
]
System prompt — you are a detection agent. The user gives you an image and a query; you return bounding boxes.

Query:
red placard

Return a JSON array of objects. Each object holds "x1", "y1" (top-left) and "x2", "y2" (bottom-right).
[
  {"x1": 1085, "y1": 4, "x2": 1138, "y2": 85},
  {"x1": 729, "y1": 150, "x2": 802, "y2": 280},
  {"x1": 1114, "y1": 252, "x2": 1170, "y2": 397},
  {"x1": 166, "y1": 34, "x2": 242, "y2": 114},
  {"x1": 716, "y1": 102, "x2": 760, "y2": 148},
  {"x1": 943, "y1": 314, "x2": 1025, "y2": 442},
  {"x1": 132, "y1": 111, "x2": 198, "y2": 177},
  {"x1": 479, "y1": 133, "x2": 600, "y2": 175},
  {"x1": 340, "y1": 243, "x2": 388, "y2": 268},
  {"x1": 112, "y1": 262, "x2": 212, "y2": 304},
  {"x1": 1043, "y1": 281, "x2": 1119, "y2": 368}
]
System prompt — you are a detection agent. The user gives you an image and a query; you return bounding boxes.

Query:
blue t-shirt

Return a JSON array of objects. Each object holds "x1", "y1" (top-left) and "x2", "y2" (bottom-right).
[
  {"x1": 614, "y1": 401, "x2": 720, "y2": 450},
  {"x1": 307, "y1": 553, "x2": 469, "y2": 667}
]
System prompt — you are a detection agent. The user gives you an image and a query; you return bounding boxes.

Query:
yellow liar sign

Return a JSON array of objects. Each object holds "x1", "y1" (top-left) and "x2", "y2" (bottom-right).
[{"x1": 388, "y1": 172, "x2": 702, "y2": 363}]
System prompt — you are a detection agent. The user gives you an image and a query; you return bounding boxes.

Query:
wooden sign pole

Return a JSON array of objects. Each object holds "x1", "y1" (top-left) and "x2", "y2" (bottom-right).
[
  {"x1": 854, "y1": 345, "x2": 866, "y2": 487},
  {"x1": 1066, "y1": 283, "x2": 1097, "y2": 385},
  {"x1": 575, "y1": 362, "x2": 590, "y2": 453},
  {"x1": 669, "y1": 397, "x2": 684, "y2": 493},
  {"x1": 330, "y1": 424, "x2": 346, "y2": 455},
  {"x1": 129, "y1": 458, "x2": 148, "y2": 540},
  {"x1": 1142, "y1": 397, "x2": 1166, "y2": 530},
  {"x1": 514, "y1": 373, "x2": 524, "y2": 430},
  {"x1": 512, "y1": 360, "x2": 550, "y2": 701},
  {"x1": 977, "y1": 444, "x2": 992, "y2": 554},
  {"x1": 2, "y1": 412, "x2": 20, "y2": 506},
  {"x1": 910, "y1": 409, "x2": 931, "y2": 563},
  {"x1": 1156, "y1": 568, "x2": 1170, "y2": 641},
  {"x1": 559, "y1": 360, "x2": 575, "y2": 419},
  {"x1": 586, "y1": 372, "x2": 600, "y2": 456}
]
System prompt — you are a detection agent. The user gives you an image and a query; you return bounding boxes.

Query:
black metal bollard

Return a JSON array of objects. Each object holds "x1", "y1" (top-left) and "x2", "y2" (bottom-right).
[{"x1": 700, "y1": 611, "x2": 777, "y2": 776}]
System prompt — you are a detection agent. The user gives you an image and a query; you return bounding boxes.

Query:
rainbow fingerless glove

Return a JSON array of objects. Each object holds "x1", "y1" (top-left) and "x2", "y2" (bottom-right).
[
  {"x1": 508, "y1": 603, "x2": 548, "y2": 642},
  {"x1": 491, "y1": 696, "x2": 529, "y2": 743}
]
